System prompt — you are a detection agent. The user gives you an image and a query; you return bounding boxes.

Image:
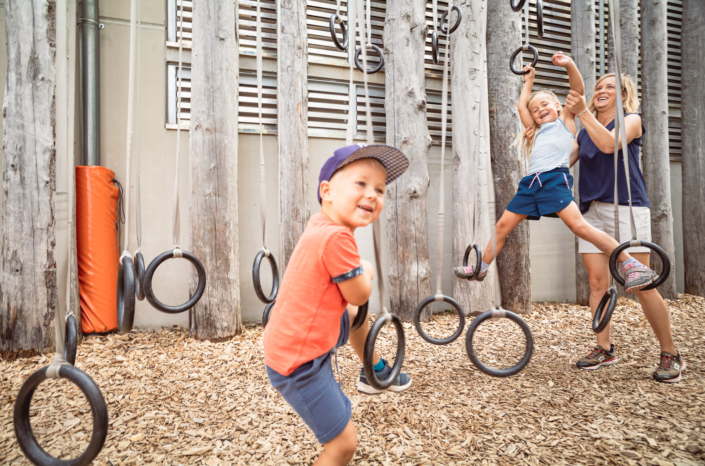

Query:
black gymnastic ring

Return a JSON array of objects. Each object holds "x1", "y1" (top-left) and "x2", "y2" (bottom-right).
[
  {"x1": 262, "y1": 300, "x2": 275, "y2": 328},
  {"x1": 252, "y1": 250, "x2": 279, "y2": 304},
  {"x1": 351, "y1": 301, "x2": 369, "y2": 331},
  {"x1": 592, "y1": 287, "x2": 618, "y2": 334},
  {"x1": 465, "y1": 309, "x2": 534, "y2": 377},
  {"x1": 463, "y1": 243, "x2": 483, "y2": 281},
  {"x1": 510, "y1": 45, "x2": 539, "y2": 75},
  {"x1": 439, "y1": 6, "x2": 462, "y2": 34},
  {"x1": 536, "y1": 0, "x2": 544, "y2": 38},
  {"x1": 134, "y1": 251, "x2": 146, "y2": 301},
  {"x1": 510, "y1": 0, "x2": 527, "y2": 12},
  {"x1": 329, "y1": 14, "x2": 349, "y2": 51},
  {"x1": 431, "y1": 31, "x2": 440, "y2": 65},
  {"x1": 117, "y1": 255, "x2": 135, "y2": 334},
  {"x1": 355, "y1": 44, "x2": 385, "y2": 74},
  {"x1": 363, "y1": 313, "x2": 405, "y2": 390},
  {"x1": 413, "y1": 295, "x2": 466, "y2": 345},
  {"x1": 608, "y1": 241, "x2": 671, "y2": 291},
  {"x1": 64, "y1": 315, "x2": 77, "y2": 366},
  {"x1": 14, "y1": 365, "x2": 108, "y2": 466},
  {"x1": 144, "y1": 249, "x2": 207, "y2": 313}
]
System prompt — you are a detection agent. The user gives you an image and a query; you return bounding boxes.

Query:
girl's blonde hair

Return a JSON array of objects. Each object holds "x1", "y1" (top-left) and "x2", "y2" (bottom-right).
[
  {"x1": 587, "y1": 73, "x2": 640, "y2": 115},
  {"x1": 519, "y1": 90, "x2": 561, "y2": 157}
]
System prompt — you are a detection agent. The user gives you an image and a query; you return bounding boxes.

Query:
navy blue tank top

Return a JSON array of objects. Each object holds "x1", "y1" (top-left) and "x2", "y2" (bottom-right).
[{"x1": 576, "y1": 114, "x2": 650, "y2": 213}]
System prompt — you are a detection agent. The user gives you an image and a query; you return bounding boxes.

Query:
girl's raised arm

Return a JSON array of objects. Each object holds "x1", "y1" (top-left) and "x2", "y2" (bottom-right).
[{"x1": 518, "y1": 66, "x2": 536, "y2": 129}]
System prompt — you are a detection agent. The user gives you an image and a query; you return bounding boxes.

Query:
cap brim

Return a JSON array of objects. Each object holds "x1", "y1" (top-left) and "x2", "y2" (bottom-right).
[{"x1": 337, "y1": 145, "x2": 409, "y2": 185}]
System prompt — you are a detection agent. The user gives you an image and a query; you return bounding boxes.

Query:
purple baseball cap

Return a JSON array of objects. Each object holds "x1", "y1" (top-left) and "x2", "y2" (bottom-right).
[{"x1": 317, "y1": 144, "x2": 410, "y2": 203}]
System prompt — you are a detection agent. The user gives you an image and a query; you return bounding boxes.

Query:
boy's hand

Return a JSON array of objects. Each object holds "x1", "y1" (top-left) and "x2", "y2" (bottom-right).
[
  {"x1": 565, "y1": 90, "x2": 588, "y2": 116},
  {"x1": 523, "y1": 66, "x2": 535, "y2": 83},
  {"x1": 551, "y1": 51, "x2": 573, "y2": 68},
  {"x1": 361, "y1": 259, "x2": 375, "y2": 281},
  {"x1": 524, "y1": 126, "x2": 535, "y2": 139}
]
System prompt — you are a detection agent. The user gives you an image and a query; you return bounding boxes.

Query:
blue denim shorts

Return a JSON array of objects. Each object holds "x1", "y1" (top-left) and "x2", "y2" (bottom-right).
[
  {"x1": 506, "y1": 167, "x2": 575, "y2": 220},
  {"x1": 266, "y1": 310, "x2": 351, "y2": 444}
]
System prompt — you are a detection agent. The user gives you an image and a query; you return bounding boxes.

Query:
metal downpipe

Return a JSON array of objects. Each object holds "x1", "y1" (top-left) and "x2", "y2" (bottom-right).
[{"x1": 79, "y1": 0, "x2": 101, "y2": 166}]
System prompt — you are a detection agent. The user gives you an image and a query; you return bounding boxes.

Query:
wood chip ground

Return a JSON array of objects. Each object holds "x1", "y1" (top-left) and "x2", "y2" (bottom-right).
[{"x1": 1, "y1": 294, "x2": 704, "y2": 465}]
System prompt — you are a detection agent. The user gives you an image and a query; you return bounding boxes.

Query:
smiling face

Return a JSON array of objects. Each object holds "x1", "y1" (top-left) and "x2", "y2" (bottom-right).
[
  {"x1": 593, "y1": 76, "x2": 623, "y2": 112},
  {"x1": 529, "y1": 92, "x2": 561, "y2": 126},
  {"x1": 319, "y1": 158, "x2": 387, "y2": 231}
]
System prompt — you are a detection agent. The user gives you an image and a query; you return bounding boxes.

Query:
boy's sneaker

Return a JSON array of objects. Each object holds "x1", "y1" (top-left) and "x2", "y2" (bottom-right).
[
  {"x1": 452, "y1": 266, "x2": 488, "y2": 282},
  {"x1": 653, "y1": 351, "x2": 686, "y2": 383},
  {"x1": 576, "y1": 344, "x2": 618, "y2": 370},
  {"x1": 357, "y1": 360, "x2": 412, "y2": 395},
  {"x1": 623, "y1": 263, "x2": 658, "y2": 293}
]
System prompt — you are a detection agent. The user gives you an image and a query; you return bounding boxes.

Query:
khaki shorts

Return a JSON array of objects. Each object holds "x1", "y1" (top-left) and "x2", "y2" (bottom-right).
[{"x1": 579, "y1": 201, "x2": 652, "y2": 254}]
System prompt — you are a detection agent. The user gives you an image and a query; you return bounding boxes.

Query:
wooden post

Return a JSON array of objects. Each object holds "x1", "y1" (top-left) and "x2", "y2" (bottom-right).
[
  {"x1": 607, "y1": 0, "x2": 639, "y2": 80},
  {"x1": 486, "y1": 0, "x2": 531, "y2": 313},
  {"x1": 189, "y1": 0, "x2": 241, "y2": 340},
  {"x1": 451, "y1": 0, "x2": 494, "y2": 313},
  {"x1": 571, "y1": 0, "x2": 597, "y2": 305},
  {"x1": 681, "y1": 0, "x2": 705, "y2": 296},
  {"x1": 277, "y1": 0, "x2": 310, "y2": 270},
  {"x1": 640, "y1": 0, "x2": 677, "y2": 299},
  {"x1": 1, "y1": 0, "x2": 57, "y2": 358},
  {"x1": 384, "y1": 0, "x2": 432, "y2": 321}
]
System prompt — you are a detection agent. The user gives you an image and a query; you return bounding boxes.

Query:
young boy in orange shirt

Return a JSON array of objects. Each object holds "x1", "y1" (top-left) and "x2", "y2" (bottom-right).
[{"x1": 263, "y1": 144, "x2": 411, "y2": 465}]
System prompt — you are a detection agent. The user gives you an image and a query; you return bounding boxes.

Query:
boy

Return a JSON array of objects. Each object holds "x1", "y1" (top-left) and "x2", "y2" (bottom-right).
[{"x1": 263, "y1": 144, "x2": 411, "y2": 466}]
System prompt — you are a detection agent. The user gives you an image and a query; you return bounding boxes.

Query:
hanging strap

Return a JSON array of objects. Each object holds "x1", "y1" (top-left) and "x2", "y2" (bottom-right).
[
  {"x1": 432, "y1": 0, "x2": 438, "y2": 34},
  {"x1": 172, "y1": 0, "x2": 185, "y2": 249},
  {"x1": 256, "y1": 0, "x2": 269, "y2": 256},
  {"x1": 135, "y1": 0, "x2": 143, "y2": 252},
  {"x1": 345, "y1": 0, "x2": 357, "y2": 145}
]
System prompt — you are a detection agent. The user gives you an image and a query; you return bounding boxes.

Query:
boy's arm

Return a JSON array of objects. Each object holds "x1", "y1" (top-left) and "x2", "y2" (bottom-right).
[
  {"x1": 518, "y1": 66, "x2": 536, "y2": 129},
  {"x1": 337, "y1": 260, "x2": 374, "y2": 306}
]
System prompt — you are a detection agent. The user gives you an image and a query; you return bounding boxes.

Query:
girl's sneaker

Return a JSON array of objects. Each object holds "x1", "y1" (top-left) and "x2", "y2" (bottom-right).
[
  {"x1": 452, "y1": 266, "x2": 488, "y2": 282},
  {"x1": 622, "y1": 263, "x2": 659, "y2": 293},
  {"x1": 653, "y1": 351, "x2": 686, "y2": 383},
  {"x1": 576, "y1": 344, "x2": 618, "y2": 370}
]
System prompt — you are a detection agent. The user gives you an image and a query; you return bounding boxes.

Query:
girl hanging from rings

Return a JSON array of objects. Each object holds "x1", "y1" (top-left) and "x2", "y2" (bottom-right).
[{"x1": 453, "y1": 51, "x2": 659, "y2": 295}]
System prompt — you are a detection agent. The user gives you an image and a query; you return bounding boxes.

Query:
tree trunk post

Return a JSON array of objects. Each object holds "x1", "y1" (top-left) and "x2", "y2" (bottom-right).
[
  {"x1": 681, "y1": 0, "x2": 705, "y2": 297},
  {"x1": 384, "y1": 0, "x2": 433, "y2": 321},
  {"x1": 451, "y1": 0, "x2": 494, "y2": 314},
  {"x1": 607, "y1": 0, "x2": 639, "y2": 80},
  {"x1": 640, "y1": 0, "x2": 677, "y2": 299},
  {"x1": 1, "y1": 0, "x2": 58, "y2": 359},
  {"x1": 189, "y1": 0, "x2": 241, "y2": 340},
  {"x1": 486, "y1": 0, "x2": 531, "y2": 313},
  {"x1": 571, "y1": 0, "x2": 597, "y2": 305},
  {"x1": 277, "y1": 0, "x2": 310, "y2": 271}
]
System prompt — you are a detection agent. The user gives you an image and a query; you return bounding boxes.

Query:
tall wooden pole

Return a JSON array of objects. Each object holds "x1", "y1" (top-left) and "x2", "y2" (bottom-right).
[
  {"x1": 486, "y1": 0, "x2": 531, "y2": 313},
  {"x1": 607, "y1": 0, "x2": 639, "y2": 80},
  {"x1": 1, "y1": 0, "x2": 57, "y2": 358},
  {"x1": 572, "y1": 0, "x2": 597, "y2": 305},
  {"x1": 681, "y1": 0, "x2": 705, "y2": 297},
  {"x1": 451, "y1": 0, "x2": 494, "y2": 314},
  {"x1": 640, "y1": 0, "x2": 677, "y2": 299},
  {"x1": 384, "y1": 0, "x2": 432, "y2": 321},
  {"x1": 277, "y1": 0, "x2": 310, "y2": 270},
  {"x1": 189, "y1": 0, "x2": 241, "y2": 340}
]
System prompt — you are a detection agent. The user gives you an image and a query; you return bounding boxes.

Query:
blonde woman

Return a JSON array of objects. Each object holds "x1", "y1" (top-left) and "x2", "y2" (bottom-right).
[
  {"x1": 454, "y1": 53, "x2": 656, "y2": 297},
  {"x1": 565, "y1": 74, "x2": 684, "y2": 383}
]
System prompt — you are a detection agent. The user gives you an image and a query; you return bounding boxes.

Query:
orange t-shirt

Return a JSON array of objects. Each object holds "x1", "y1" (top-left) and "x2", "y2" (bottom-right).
[{"x1": 263, "y1": 212, "x2": 362, "y2": 376}]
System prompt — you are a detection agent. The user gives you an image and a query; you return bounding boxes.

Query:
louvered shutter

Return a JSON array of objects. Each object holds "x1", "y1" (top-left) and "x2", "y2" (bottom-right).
[
  {"x1": 238, "y1": 0, "x2": 277, "y2": 57},
  {"x1": 666, "y1": 0, "x2": 682, "y2": 161}
]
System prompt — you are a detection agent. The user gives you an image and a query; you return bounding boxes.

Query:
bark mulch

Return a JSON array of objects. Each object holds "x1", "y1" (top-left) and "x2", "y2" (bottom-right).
[{"x1": 1, "y1": 294, "x2": 704, "y2": 466}]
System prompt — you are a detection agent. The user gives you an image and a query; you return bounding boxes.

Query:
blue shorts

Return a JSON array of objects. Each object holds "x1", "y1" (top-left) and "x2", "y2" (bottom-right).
[
  {"x1": 266, "y1": 310, "x2": 351, "y2": 444},
  {"x1": 506, "y1": 167, "x2": 575, "y2": 220}
]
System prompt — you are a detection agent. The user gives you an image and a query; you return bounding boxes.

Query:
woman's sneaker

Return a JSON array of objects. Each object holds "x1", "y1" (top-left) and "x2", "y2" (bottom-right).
[
  {"x1": 653, "y1": 351, "x2": 686, "y2": 383},
  {"x1": 576, "y1": 344, "x2": 618, "y2": 370},
  {"x1": 357, "y1": 359, "x2": 412, "y2": 395},
  {"x1": 452, "y1": 266, "x2": 488, "y2": 282},
  {"x1": 623, "y1": 263, "x2": 659, "y2": 293}
]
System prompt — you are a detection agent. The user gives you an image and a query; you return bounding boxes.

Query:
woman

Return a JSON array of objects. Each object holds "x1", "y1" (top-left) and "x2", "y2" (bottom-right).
[{"x1": 565, "y1": 74, "x2": 685, "y2": 383}]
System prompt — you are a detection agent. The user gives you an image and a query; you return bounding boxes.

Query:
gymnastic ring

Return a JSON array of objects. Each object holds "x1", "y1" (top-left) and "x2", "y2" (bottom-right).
[
  {"x1": 466, "y1": 308, "x2": 533, "y2": 377},
  {"x1": 363, "y1": 313, "x2": 405, "y2": 390},
  {"x1": 351, "y1": 301, "x2": 369, "y2": 331},
  {"x1": 14, "y1": 365, "x2": 108, "y2": 466},
  {"x1": 608, "y1": 241, "x2": 671, "y2": 291},
  {"x1": 329, "y1": 14, "x2": 348, "y2": 51},
  {"x1": 64, "y1": 315, "x2": 77, "y2": 366},
  {"x1": 592, "y1": 287, "x2": 618, "y2": 334},
  {"x1": 134, "y1": 250, "x2": 146, "y2": 301},
  {"x1": 117, "y1": 255, "x2": 135, "y2": 334},
  {"x1": 510, "y1": 44, "x2": 539, "y2": 75},
  {"x1": 144, "y1": 249, "x2": 207, "y2": 313},
  {"x1": 431, "y1": 31, "x2": 440, "y2": 65},
  {"x1": 510, "y1": 0, "x2": 527, "y2": 12},
  {"x1": 355, "y1": 44, "x2": 384, "y2": 74},
  {"x1": 253, "y1": 250, "x2": 279, "y2": 304},
  {"x1": 262, "y1": 299, "x2": 275, "y2": 328},
  {"x1": 414, "y1": 295, "x2": 465, "y2": 345},
  {"x1": 439, "y1": 6, "x2": 462, "y2": 34},
  {"x1": 463, "y1": 243, "x2": 483, "y2": 281},
  {"x1": 536, "y1": 0, "x2": 544, "y2": 38}
]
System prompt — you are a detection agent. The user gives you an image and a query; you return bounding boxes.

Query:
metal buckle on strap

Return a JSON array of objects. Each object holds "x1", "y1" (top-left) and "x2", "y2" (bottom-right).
[{"x1": 173, "y1": 247, "x2": 183, "y2": 258}]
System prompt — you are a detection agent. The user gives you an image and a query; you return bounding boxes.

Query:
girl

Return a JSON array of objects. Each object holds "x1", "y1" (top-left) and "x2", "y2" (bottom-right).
[{"x1": 453, "y1": 52, "x2": 659, "y2": 295}]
